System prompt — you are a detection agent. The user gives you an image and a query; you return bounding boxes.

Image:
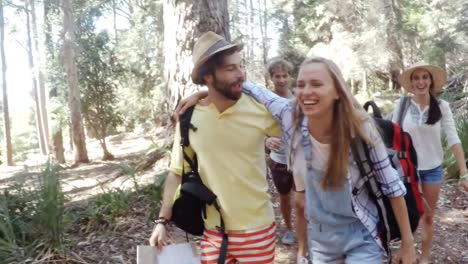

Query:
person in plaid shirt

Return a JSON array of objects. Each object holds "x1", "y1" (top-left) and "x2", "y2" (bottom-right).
[{"x1": 240, "y1": 57, "x2": 417, "y2": 264}]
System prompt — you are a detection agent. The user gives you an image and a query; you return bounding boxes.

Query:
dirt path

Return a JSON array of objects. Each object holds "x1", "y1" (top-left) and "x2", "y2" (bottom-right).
[{"x1": 1, "y1": 132, "x2": 467, "y2": 263}]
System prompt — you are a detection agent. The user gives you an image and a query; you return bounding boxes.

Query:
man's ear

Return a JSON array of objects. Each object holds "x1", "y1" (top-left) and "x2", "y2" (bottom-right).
[{"x1": 203, "y1": 74, "x2": 213, "y2": 85}]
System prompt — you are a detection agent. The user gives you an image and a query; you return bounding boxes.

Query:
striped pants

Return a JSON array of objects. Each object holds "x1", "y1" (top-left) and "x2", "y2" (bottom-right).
[{"x1": 200, "y1": 222, "x2": 276, "y2": 264}]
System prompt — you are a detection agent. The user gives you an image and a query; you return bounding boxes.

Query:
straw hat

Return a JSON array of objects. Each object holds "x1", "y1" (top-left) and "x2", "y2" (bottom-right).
[
  {"x1": 191, "y1": 31, "x2": 241, "y2": 84},
  {"x1": 398, "y1": 62, "x2": 447, "y2": 93}
]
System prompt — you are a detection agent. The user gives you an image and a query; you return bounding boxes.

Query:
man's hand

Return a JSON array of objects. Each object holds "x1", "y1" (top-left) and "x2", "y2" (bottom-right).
[
  {"x1": 149, "y1": 223, "x2": 169, "y2": 250},
  {"x1": 265, "y1": 137, "x2": 281, "y2": 152}
]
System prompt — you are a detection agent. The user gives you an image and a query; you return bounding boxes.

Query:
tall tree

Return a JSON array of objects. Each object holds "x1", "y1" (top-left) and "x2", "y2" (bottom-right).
[
  {"x1": 44, "y1": 0, "x2": 65, "y2": 163},
  {"x1": 163, "y1": 0, "x2": 230, "y2": 117},
  {"x1": 383, "y1": 0, "x2": 404, "y2": 90},
  {"x1": 0, "y1": 0, "x2": 12, "y2": 165},
  {"x1": 62, "y1": 0, "x2": 89, "y2": 163},
  {"x1": 30, "y1": 0, "x2": 51, "y2": 152},
  {"x1": 25, "y1": 0, "x2": 48, "y2": 155}
]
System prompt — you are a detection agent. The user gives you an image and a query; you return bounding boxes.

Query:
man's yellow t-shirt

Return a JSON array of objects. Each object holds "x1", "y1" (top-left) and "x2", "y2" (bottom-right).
[{"x1": 169, "y1": 94, "x2": 280, "y2": 231}]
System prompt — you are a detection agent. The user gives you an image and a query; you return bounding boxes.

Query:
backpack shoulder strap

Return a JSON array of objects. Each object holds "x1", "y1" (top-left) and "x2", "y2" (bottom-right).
[
  {"x1": 351, "y1": 139, "x2": 392, "y2": 258},
  {"x1": 396, "y1": 96, "x2": 410, "y2": 126},
  {"x1": 180, "y1": 105, "x2": 197, "y2": 148},
  {"x1": 363, "y1": 101, "x2": 383, "y2": 119},
  {"x1": 179, "y1": 105, "x2": 198, "y2": 174}
]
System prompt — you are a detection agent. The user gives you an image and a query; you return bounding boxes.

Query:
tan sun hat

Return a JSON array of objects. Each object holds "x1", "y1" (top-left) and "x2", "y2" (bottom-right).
[
  {"x1": 398, "y1": 61, "x2": 447, "y2": 93},
  {"x1": 191, "y1": 31, "x2": 242, "y2": 84}
]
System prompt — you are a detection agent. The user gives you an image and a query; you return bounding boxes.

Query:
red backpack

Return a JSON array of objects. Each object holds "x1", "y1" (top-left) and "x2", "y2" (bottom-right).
[{"x1": 352, "y1": 100, "x2": 424, "y2": 257}]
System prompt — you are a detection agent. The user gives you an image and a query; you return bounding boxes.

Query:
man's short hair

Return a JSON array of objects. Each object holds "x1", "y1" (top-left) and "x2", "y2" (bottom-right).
[
  {"x1": 266, "y1": 57, "x2": 293, "y2": 77},
  {"x1": 194, "y1": 46, "x2": 243, "y2": 85}
]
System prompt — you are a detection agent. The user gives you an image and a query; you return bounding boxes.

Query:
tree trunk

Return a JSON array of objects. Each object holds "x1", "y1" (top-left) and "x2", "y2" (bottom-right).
[
  {"x1": 62, "y1": 0, "x2": 89, "y2": 163},
  {"x1": 51, "y1": 128, "x2": 66, "y2": 163},
  {"x1": 383, "y1": 0, "x2": 404, "y2": 90},
  {"x1": 258, "y1": 0, "x2": 269, "y2": 85},
  {"x1": 30, "y1": 0, "x2": 50, "y2": 153},
  {"x1": 25, "y1": 1, "x2": 47, "y2": 155},
  {"x1": 0, "y1": 0, "x2": 13, "y2": 165},
  {"x1": 163, "y1": 0, "x2": 230, "y2": 117},
  {"x1": 100, "y1": 139, "x2": 114, "y2": 161},
  {"x1": 44, "y1": 0, "x2": 65, "y2": 163},
  {"x1": 111, "y1": 0, "x2": 118, "y2": 45}
]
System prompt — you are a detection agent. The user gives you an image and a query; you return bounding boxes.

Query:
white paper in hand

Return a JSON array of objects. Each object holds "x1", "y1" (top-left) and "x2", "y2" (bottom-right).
[{"x1": 137, "y1": 243, "x2": 201, "y2": 264}]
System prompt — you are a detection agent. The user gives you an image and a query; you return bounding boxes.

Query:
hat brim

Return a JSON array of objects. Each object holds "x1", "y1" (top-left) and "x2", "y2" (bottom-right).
[
  {"x1": 398, "y1": 64, "x2": 447, "y2": 94},
  {"x1": 191, "y1": 43, "x2": 241, "y2": 83}
]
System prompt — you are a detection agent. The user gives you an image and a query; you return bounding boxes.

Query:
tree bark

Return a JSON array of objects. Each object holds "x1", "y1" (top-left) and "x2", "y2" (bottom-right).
[
  {"x1": 163, "y1": 0, "x2": 230, "y2": 117},
  {"x1": 51, "y1": 128, "x2": 65, "y2": 163},
  {"x1": 383, "y1": 0, "x2": 404, "y2": 90},
  {"x1": 44, "y1": 0, "x2": 65, "y2": 163},
  {"x1": 62, "y1": 0, "x2": 89, "y2": 163},
  {"x1": 100, "y1": 139, "x2": 114, "y2": 161},
  {"x1": 0, "y1": 0, "x2": 13, "y2": 165},
  {"x1": 25, "y1": 1, "x2": 47, "y2": 155},
  {"x1": 111, "y1": 0, "x2": 118, "y2": 45},
  {"x1": 258, "y1": 0, "x2": 269, "y2": 85},
  {"x1": 30, "y1": 0, "x2": 50, "y2": 153}
]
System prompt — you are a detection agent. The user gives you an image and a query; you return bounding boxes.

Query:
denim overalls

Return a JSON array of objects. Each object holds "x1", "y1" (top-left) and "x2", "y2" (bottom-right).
[{"x1": 299, "y1": 131, "x2": 383, "y2": 264}]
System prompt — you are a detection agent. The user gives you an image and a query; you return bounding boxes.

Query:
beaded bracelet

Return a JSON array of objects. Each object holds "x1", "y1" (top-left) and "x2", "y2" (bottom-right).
[{"x1": 154, "y1": 217, "x2": 169, "y2": 226}]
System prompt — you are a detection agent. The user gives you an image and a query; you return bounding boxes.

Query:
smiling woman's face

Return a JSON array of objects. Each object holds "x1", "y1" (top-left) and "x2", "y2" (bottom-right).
[
  {"x1": 410, "y1": 68, "x2": 433, "y2": 96},
  {"x1": 295, "y1": 62, "x2": 339, "y2": 120}
]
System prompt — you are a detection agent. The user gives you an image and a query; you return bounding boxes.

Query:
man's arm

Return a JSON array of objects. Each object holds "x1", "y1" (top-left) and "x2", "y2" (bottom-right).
[
  {"x1": 149, "y1": 172, "x2": 181, "y2": 249},
  {"x1": 159, "y1": 172, "x2": 182, "y2": 219}
]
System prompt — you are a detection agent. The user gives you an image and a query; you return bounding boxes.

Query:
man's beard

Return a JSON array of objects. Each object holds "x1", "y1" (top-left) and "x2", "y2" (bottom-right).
[{"x1": 212, "y1": 75, "x2": 243, "y2": 101}]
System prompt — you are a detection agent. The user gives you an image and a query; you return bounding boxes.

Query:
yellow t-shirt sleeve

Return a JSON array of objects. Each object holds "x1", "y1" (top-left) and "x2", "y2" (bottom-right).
[
  {"x1": 169, "y1": 122, "x2": 196, "y2": 176},
  {"x1": 264, "y1": 113, "x2": 281, "y2": 137}
]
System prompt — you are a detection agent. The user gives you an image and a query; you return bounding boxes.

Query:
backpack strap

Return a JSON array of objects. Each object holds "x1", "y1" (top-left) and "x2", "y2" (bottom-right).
[
  {"x1": 363, "y1": 101, "x2": 383, "y2": 119},
  {"x1": 396, "y1": 96, "x2": 410, "y2": 126},
  {"x1": 351, "y1": 139, "x2": 392, "y2": 262},
  {"x1": 178, "y1": 105, "x2": 228, "y2": 264}
]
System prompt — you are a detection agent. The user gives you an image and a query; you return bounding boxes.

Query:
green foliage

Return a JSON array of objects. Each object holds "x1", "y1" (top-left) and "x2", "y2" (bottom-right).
[
  {"x1": 0, "y1": 162, "x2": 66, "y2": 263},
  {"x1": 11, "y1": 132, "x2": 38, "y2": 163},
  {"x1": 112, "y1": 1, "x2": 165, "y2": 129},
  {"x1": 77, "y1": 29, "x2": 123, "y2": 138},
  {"x1": 35, "y1": 162, "x2": 65, "y2": 248},
  {"x1": 119, "y1": 162, "x2": 139, "y2": 190},
  {"x1": 443, "y1": 111, "x2": 468, "y2": 179},
  {"x1": 84, "y1": 189, "x2": 130, "y2": 229},
  {"x1": 138, "y1": 172, "x2": 167, "y2": 221}
]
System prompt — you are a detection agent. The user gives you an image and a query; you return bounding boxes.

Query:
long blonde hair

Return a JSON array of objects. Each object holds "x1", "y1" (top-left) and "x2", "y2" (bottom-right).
[{"x1": 292, "y1": 57, "x2": 374, "y2": 190}]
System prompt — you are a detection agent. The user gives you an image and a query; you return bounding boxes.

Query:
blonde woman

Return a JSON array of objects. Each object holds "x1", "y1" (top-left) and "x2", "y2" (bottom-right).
[
  {"x1": 393, "y1": 62, "x2": 468, "y2": 263},
  {"x1": 179, "y1": 57, "x2": 417, "y2": 263}
]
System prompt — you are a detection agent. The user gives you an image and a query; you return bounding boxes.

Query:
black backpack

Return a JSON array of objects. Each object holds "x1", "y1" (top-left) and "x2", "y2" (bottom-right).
[
  {"x1": 351, "y1": 100, "x2": 424, "y2": 258},
  {"x1": 170, "y1": 105, "x2": 228, "y2": 264}
]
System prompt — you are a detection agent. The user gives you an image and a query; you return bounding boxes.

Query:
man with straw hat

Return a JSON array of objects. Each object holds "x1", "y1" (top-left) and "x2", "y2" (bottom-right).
[
  {"x1": 149, "y1": 31, "x2": 280, "y2": 263},
  {"x1": 392, "y1": 61, "x2": 467, "y2": 264}
]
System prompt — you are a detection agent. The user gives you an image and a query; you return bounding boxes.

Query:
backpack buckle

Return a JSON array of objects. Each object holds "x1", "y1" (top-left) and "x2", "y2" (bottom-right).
[{"x1": 397, "y1": 151, "x2": 407, "y2": 159}]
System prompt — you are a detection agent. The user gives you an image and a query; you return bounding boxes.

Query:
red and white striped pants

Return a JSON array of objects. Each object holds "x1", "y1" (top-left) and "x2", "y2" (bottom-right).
[{"x1": 200, "y1": 222, "x2": 276, "y2": 264}]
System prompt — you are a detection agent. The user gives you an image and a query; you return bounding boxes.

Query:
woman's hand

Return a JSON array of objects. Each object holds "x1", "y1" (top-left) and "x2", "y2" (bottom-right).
[
  {"x1": 459, "y1": 171, "x2": 468, "y2": 192},
  {"x1": 174, "y1": 91, "x2": 209, "y2": 120},
  {"x1": 265, "y1": 137, "x2": 281, "y2": 152},
  {"x1": 395, "y1": 239, "x2": 417, "y2": 264}
]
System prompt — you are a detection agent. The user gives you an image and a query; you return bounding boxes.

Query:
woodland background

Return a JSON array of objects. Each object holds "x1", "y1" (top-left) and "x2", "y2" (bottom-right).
[{"x1": 0, "y1": 0, "x2": 467, "y2": 263}]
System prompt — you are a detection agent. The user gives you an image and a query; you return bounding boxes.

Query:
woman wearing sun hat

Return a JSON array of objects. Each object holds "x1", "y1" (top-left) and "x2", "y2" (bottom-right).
[{"x1": 392, "y1": 62, "x2": 468, "y2": 263}]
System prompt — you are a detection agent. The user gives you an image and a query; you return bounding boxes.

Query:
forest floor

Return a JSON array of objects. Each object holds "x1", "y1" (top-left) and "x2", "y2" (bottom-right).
[{"x1": 1, "y1": 131, "x2": 467, "y2": 264}]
